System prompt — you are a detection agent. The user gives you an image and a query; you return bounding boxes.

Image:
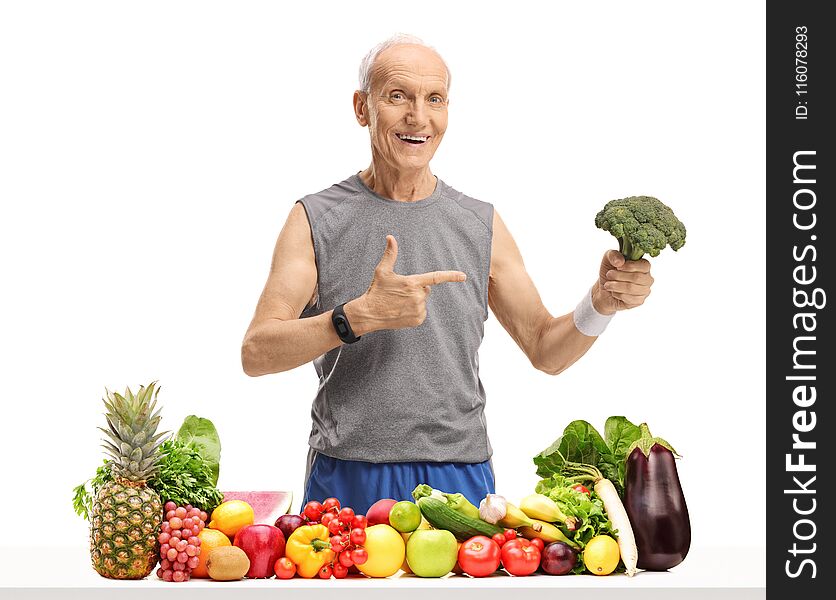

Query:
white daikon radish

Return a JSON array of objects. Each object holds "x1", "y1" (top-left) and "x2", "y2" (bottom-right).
[
  {"x1": 593, "y1": 476, "x2": 638, "y2": 576},
  {"x1": 564, "y1": 462, "x2": 639, "y2": 576}
]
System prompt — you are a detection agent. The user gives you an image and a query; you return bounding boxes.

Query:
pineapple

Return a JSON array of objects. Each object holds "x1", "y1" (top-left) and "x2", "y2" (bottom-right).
[{"x1": 89, "y1": 382, "x2": 168, "y2": 579}]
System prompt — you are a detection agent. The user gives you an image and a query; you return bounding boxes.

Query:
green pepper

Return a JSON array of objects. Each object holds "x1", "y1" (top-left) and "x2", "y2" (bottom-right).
[
  {"x1": 411, "y1": 484, "x2": 481, "y2": 520},
  {"x1": 442, "y1": 493, "x2": 481, "y2": 520}
]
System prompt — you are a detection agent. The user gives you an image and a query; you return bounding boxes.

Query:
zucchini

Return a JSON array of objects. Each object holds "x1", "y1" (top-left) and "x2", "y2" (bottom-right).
[{"x1": 417, "y1": 497, "x2": 503, "y2": 541}]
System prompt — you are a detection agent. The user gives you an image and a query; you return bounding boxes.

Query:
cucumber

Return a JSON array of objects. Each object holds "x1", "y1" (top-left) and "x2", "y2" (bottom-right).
[{"x1": 417, "y1": 497, "x2": 504, "y2": 541}]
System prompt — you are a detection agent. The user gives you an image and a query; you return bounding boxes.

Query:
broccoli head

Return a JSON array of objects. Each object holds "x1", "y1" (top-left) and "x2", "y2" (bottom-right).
[{"x1": 594, "y1": 196, "x2": 686, "y2": 260}]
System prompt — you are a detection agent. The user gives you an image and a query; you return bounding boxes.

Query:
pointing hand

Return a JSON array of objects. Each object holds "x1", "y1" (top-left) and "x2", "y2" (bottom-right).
[{"x1": 359, "y1": 235, "x2": 467, "y2": 330}]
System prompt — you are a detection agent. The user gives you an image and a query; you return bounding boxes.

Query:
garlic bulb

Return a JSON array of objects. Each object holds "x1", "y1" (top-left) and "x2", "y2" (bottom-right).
[{"x1": 479, "y1": 493, "x2": 508, "y2": 525}]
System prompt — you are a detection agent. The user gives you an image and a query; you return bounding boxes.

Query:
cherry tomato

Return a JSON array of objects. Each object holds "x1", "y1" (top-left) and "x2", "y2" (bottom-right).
[
  {"x1": 492, "y1": 533, "x2": 507, "y2": 547},
  {"x1": 571, "y1": 484, "x2": 591, "y2": 496},
  {"x1": 504, "y1": 528, "x2": 517, "y2": 542},
  {"x1": 500, "y1": 538, "x2": 541, "y2": 576},
  {"x1": 303, "y1": 501, "x2": 323, "y2": 522},
  {"x1": 340, "y1": 533, "x2": 350, "y2": 546},
  {"x1": 330, "y1": 535, "x2": 343, "y2": 553},
  {"x1": 338, "y1": 507, "x2": 356, "y2": 524},
  {"x1": 349, "y1": 528, "x2": 366, "y2": 546},
  {"x1": 529, "y1": 537, "x2": 545, "y2": 552},
  {"x1": 339, "y1": 550, "x2": 354, "y2": 568},
  {"x1": 332, "y1": 562, "x2": 348, "y2": 579},
  {"x1": 318, "y1": 564, "x2": 333, "y2": 579},
  {"x1": 458, "y1": 535, "x2": 502, "y2": 578},
  {"x1": 320, "y1": 512, "x2": 336, "y2": 528},
  {"x1": 274, "y1": 557, "x2": 296, "y2": 579},
  {"x1": 328, "y1": 519, "x2": 343, "y2": 535},
  {"x1": 322, "y1": 497, "x2": 341, "y2": 513},
  {"x1": 352, "y1": 515, "x2": 368, "y2": 529},
  {"x1": 350, "y1": 547, "x2": 368, "y2": 565}
]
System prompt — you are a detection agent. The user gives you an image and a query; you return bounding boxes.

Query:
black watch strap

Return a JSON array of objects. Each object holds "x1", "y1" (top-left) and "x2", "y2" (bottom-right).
[{"x1": 332, "y1": 302, "x2": 361, "y2": 344}]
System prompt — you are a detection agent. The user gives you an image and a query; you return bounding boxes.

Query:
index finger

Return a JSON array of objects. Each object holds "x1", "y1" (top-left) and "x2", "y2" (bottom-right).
[
  {"x1": 618, "y1": 258, "x2": 651, "y2": 273},
  {"x1": 411, "y1": 270, "x2": 467, "y2": 286}
]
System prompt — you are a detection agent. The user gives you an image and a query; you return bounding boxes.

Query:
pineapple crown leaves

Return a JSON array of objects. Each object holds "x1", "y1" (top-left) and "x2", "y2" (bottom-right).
[{"x1": 99, "y1": 381, "x2": 170, "y2": 483}]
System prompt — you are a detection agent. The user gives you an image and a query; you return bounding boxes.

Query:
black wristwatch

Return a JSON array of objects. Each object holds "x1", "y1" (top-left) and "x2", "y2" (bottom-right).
[{"x1": 332, "y1": 302, "x2": 361, "y2": 344}]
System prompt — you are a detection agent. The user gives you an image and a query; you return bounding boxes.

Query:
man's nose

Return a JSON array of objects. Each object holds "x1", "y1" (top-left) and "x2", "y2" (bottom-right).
[{"x1": 405, "y1": 99, "x2": 428, "y2": 126}]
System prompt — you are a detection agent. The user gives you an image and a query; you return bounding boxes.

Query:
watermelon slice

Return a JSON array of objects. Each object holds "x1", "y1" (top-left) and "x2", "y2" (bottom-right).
[{"x1": 221, "y1": 491, "x2": 294, "y2": 525}]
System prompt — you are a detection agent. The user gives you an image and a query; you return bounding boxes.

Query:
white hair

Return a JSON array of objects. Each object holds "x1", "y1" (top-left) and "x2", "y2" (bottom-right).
[{"x1": 358, "y1": 33, "x2": 451, "y2": 94}]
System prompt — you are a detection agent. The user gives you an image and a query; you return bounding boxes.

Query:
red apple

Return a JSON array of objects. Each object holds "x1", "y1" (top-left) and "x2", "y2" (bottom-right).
[
  {"x1": 366, "y1": 498, "x2": 398, "y2": 526},
  {"x1": 233, "y1": 524, "x2": 286, "y2": 578}
]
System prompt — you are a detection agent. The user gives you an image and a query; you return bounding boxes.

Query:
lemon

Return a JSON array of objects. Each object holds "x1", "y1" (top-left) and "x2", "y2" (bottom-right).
[
  {"x1": 583, "y1": 535, "x2": 620, "y2": 576},
  {"x1": 208, "y1": 500, "x2": 255, "y2": 539},
  {"x1": 357, "y1": 524, "x2": 405, "y2": 578}
]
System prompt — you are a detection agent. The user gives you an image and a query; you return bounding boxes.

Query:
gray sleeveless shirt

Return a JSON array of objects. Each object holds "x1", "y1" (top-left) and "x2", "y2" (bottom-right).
[{"x1": 297, "y1": 173, "x2": 494, "y2": 463}]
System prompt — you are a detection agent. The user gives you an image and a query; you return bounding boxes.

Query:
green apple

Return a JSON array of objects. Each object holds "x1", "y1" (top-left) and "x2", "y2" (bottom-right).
[{"x1": 405, "y1": 529, "x2": 458, "y2": 577}]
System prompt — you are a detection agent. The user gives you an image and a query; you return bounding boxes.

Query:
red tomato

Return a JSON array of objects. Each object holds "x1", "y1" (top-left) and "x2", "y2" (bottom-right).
[
  {"x1": 274, "y1": 557, "x2": 296, "y2": 579},
  {"x1": 352, "y1": 515, "x2": 368, "y2": 529},
  {"x1": 571, "y1": 484, "x2": 591, "y2": 496},
  {"x1": 529, "y1": 537, "x2": 545, "y2": 552},
  {"x1": 318, "y1": 564, "x2": 333, "y2": 579},
  {"x1": 303, "y1": 501, "x2": 323, "y2": 522},
  {"x1": 458, "y1": 536, "x2": 502, "y2": 578},
  {"x1": 338, "y1": 507, "x2": 356, "y2": 524},
  {"x1": 339, "y1": 550, "x2": 354, "y2": 568},
  {"x1": 500, "y1": 538, "x2": 541, "y2": 576},
  {"x1": 332, "y1": 562, "x2": 348, "y2": 579},
  {"x1": 350, "y1": 528, "x2": 366, "y2": 545},
  {"x1": 350, "y1": 547, "x2": 368, "y2": 565},
  {"x1": 320, "y1": 512, "x2": 337, "y2": 528},
  {"x1": 322, "y1": 497, "x2": 341, "y2": 513},
  {"x1": 492, "y1": 533, "x2": 507, "y2": 547}
]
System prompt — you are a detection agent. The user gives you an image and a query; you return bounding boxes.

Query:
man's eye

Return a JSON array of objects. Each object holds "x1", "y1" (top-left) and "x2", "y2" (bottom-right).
[
  {"x1": 390, "y1": 93, "x2": 405, "y2": 101},
  {"x1": 429, "y1": 96, "x2": 444, "y2": 104}
]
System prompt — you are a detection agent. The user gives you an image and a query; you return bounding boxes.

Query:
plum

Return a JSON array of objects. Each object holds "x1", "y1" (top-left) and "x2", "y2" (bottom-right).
[{"x1": 274, "y1": 514, "x2": 306, "y2": 542}]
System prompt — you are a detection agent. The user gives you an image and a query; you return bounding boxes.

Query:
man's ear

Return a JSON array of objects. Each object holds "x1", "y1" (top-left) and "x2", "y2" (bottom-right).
[{"x1": 353, "y1": 90, "x2": 369, "y2": 127}]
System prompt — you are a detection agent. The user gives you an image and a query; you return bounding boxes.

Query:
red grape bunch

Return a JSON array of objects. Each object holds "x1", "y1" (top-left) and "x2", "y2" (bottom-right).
[
  {"x1": 156, "y1": 502, "x2": 208, "y2": 582},
  {"x1": 303, "y1": 498, "x2": 368, "y2": 579}
]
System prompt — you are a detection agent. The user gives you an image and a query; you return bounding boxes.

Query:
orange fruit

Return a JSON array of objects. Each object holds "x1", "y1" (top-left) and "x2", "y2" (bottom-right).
[{"x1": 192, "y1": 528, "x2": 232, "y2": 578}]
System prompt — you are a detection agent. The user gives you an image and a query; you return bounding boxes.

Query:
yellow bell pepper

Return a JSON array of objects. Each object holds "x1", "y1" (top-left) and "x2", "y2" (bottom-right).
[{"x1": 285, "y1": 524, "x2": 335, "y2": 578}]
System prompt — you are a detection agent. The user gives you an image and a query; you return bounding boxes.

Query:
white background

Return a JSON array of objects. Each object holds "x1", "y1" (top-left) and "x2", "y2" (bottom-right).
[{"x1": 0, "y1": 0, "x2": 764, "y2": 568}]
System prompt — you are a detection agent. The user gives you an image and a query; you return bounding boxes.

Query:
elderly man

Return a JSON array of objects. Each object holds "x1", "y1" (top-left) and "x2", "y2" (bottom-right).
[{"x1": 242, "y1": 35, "x2": 653, "y2": 514}]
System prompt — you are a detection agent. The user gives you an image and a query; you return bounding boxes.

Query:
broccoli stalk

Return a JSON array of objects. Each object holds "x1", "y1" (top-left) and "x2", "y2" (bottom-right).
[
  {"x1": 595, "y1": 196, "x2": 686, "y2": 260},
  {"x1": 617, "y1": 236, "x2": 645, "y2": 262}
]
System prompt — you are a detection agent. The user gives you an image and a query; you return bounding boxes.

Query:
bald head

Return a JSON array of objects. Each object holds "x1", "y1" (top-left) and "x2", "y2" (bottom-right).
[{"x1": 358, "y1": 34, "x2": 451, "y2": 95}]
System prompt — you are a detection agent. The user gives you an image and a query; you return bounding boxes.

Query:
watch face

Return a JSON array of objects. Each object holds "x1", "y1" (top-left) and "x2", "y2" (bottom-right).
[{"x1": 335, "y1": 317, "x2": 349, "y2": 337}]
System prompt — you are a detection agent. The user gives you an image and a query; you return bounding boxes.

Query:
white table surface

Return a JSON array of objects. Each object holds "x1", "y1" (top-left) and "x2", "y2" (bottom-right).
[{"x1": 1, "y1": 544, "x2": 765, "y2": 600}]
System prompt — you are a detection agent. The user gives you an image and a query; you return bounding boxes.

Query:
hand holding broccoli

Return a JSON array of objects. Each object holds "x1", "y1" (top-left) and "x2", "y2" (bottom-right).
[
  {"x1": 592, "y1": 250, "x2": 653, "y2": 314},
  {"x1": 590, "y1": 195, "x2": 685, "y2": 314}
]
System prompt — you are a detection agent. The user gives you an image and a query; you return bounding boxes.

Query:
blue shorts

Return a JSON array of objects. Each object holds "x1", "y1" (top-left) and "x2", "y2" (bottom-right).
[{"x1": 300, "y1": 447, "x2": 496, "y2": 515}]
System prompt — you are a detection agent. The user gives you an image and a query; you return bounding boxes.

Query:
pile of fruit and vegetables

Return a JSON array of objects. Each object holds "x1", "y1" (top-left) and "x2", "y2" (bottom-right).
[{"x1": 72, "y1": 381, "x2": 690, "y2": 582}]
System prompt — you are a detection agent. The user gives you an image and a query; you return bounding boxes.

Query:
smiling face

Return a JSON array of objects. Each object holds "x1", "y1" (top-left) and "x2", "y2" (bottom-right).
[{"x1": 354, "y1": 44, "x2": 449, "y2": 173}]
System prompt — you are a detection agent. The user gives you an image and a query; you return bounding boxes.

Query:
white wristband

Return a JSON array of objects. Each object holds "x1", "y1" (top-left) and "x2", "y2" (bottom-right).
[{"x1": 573, "y1": 287, "x2": 614, "y2": 337}]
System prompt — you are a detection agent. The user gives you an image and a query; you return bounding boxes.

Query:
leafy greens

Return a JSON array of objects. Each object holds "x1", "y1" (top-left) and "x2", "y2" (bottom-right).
[
  {"x1": 534, "y1": 474, "x2": 618, "y2": 574},
  {"x1": 73, "y1": 416, "x2": 223, "y2": 520},
  {"x1": 533, "y1": 416, "x2": 641, "y2": 495}
]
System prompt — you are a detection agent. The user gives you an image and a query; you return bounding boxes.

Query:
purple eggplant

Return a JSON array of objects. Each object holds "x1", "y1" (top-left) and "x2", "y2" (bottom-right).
[{"x1": 623, "y1": 424, "x2": 690, "y2": 571}]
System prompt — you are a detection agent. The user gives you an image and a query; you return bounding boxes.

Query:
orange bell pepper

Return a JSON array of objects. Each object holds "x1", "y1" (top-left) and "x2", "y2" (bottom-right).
[{"x1": 285, "y1": 524, "x2": 335, "y2": 578}]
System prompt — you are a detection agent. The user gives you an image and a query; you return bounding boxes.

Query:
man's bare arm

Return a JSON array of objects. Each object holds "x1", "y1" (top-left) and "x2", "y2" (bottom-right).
[
  {"x1": 241, "y1": 202, "x2": 364, "y2": 376},
  {"x1": 487, "y1": 210, "x2": 597, "y2": 375}
]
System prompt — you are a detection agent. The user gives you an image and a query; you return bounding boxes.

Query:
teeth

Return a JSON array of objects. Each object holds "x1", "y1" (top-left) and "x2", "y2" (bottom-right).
[{"x1": 397, "y1": 134, "x2": 428, "y2": 142}]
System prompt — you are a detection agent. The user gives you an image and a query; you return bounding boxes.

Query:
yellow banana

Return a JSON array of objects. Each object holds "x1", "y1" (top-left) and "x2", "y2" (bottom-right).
[
  {"x1": 497, "y1": 501, "x2": 534, "y2": 529},
  {"x1": 519, "y1": 494, "x2": 579, "y2": 530},
  {"x1": 518, "y1": 519, "x2": 578, "y2": 549}
]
